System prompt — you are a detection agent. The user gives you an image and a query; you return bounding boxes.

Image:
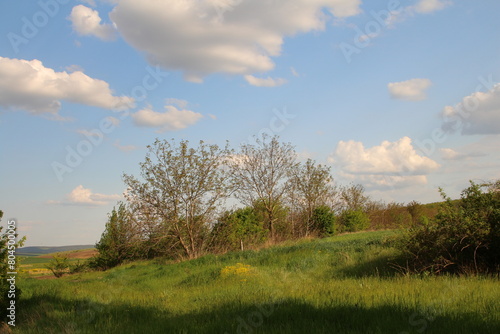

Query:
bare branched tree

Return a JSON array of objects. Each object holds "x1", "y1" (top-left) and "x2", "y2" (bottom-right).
[
  {"x1": 230, "y1": 135, "x2": 298, "y2": 239},
  {"x1": 289, "y1": 159, "x2": 336, "y2": 236}
]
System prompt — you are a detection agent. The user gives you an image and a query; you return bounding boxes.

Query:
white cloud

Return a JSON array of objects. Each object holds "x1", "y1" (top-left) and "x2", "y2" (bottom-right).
[
  {"x1": 442, "y1": 83, "x2": 500, "y2": 135},
  {"x1": 49, "y1": 185, "x2": 121, "y2": 206},
  {"x1": 0, "y1": 57, "x2": 134, "y2": 114},
  {"x1": 244, "y1": 75, "x2": 287, "y2": 87},
  {"x1": 388, "y1": 78, "x2": 432, "y2": 101},
  {"x1": 165, "y1": 98, "x2": 189, "y2": 109},
  {"x1": 69, "y1": 5, "x2": 117, "y2": 41},
  {"x1": 109, "y1": 0, "x2": 361, "y2": 81},
  {"x1": 414, "y1": 0, "x2": 451, "y2": 14},
  {"x1": 330, "y1": 137, "x2": 440, "y2": 188},
  {"x1": 132, "y1": 105, "x2": 203, "y2": 132}
]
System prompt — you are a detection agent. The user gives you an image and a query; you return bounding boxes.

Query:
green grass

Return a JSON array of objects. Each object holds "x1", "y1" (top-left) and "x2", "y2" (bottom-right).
[{"x1": 14, "y1": 231, "x2": 500, "y2": 333}]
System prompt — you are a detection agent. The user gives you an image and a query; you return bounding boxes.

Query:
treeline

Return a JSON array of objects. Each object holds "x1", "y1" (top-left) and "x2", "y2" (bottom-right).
[{"x1": 90, "y1": 136, "x2": 437, "y2": 270}]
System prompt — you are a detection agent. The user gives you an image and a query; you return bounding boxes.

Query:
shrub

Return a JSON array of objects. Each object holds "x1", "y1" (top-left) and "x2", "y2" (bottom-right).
[
  {"x1": 46, "y1": 255, "x2": 70, "y2": 278},
  {"x1": 394, "y1": 181, "x2": 500, "y2": 274},
  {"x1": 340, "y1": 209, "x2": 370, "y2": 232},
  {"x1": 311, "y1": 205, "x2": 336, "y2": 236}
]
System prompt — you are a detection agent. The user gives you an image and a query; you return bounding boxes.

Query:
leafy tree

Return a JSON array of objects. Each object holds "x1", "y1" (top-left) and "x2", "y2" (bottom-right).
[
  {"x1": 123, "y1": 139, "x2": 233, "y2": 259},
  {"x1": 230, "y1": 135, "x2": 297, "y2": 239},
  {"x1": 91, "y1": 203, "x2": 140, "y2": 270},
  {"x1": 395, "y1": 181, "x2": 500, "y2": 274}
]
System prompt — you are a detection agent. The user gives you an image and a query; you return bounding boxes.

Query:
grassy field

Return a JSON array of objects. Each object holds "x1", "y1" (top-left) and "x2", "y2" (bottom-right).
[
  {"x1": 19, "y1": 249, "x2": 97, "y2": 277},
  {"x1": 14, "y1": 231, "x2": 500, "y2": 333}
]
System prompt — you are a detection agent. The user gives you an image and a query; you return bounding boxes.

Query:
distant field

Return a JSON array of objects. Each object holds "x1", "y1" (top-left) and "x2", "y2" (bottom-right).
[
  {"x1": 15, "y1": 231, "x2": 500, "y2": 334},
  {"x1": 20, "y1": 248, "x2": 97, "y2": 276}
]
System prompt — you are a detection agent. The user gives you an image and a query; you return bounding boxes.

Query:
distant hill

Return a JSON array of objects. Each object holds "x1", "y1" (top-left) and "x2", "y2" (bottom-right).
[{"x1": 17, "y1": 245, "x2": 94, "y2": 256}]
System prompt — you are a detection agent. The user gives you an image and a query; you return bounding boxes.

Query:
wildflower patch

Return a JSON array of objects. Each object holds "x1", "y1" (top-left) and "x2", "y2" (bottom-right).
[{"x1": 220, "y1": 263, "x2": 255, "y2": 278}]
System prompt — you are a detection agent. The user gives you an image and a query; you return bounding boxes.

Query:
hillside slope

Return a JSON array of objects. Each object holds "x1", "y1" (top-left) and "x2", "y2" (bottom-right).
[{"x1": 16, "y1": 231, "x2": 500, "y2": 334}]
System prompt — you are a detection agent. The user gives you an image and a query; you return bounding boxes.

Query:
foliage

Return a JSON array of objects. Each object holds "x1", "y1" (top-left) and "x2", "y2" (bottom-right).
[
  {"x1": 123, "y1": 139, "x2": 233, "y2": 259},
  {"x1": 394, "y1": 180, "x2": 500, "y2": 274},
  {"x1": 311, "y1": 205, "x2": 336, "y2": 236},
  {"x1": 45, "y1": 255, "x2": 70, "y2": 278},
  {"x1": 211, "y1": 207, "x2": 268, "y2": 252},
  {"x1": 339, "y1": 209, "x2": 370, "y2": 232},
  {"x1": 90, "y1": 203, "x2": 139, "y2": 270}
]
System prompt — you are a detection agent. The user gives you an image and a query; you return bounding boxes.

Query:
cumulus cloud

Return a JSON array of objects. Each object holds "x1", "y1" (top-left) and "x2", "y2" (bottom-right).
[
  {"x1": 0, "y1": 57, "x2": 134, "y2": 114},
  {"x1": 109, "y1": 0, "x2": 361, "y2": 81},
  {"x1": 388, "y1": 78, "x2": 432, "y2": 101},
  {"x1": 69, "y1": 5, "x2": 117, "y2": 41},
  {"x1": 244, "y1": 75, "x2": 287, "y2": 87},
  {"x1": 330, "y1": 137, "x2": 440, "y2": 188},
  {"x1": 441, "y1": 83, "x2": 500, "y2": 135},
  {"x1": 48, "y1": 185, "x2": 121, "y2": 206},
  {"x1": 132, "y1": 105, "x2": 203, "y2": 132}
]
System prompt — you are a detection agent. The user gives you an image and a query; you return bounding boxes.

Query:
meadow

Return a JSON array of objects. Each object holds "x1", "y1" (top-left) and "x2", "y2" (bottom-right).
[{"x1": 14, "y1": 231, "x2": 500, "y2": 334}]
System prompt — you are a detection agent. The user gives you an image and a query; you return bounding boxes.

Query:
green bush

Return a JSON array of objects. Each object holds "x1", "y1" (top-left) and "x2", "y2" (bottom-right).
[
  {"x1": 395, "y1": 181, "x2": 500, "y2": 274},
  {"x1": 340, "y1": 209, "x2": 370, "y2": 232},
  {"x1": 311, "y1": 205, "x2": 336, "y2": 236},
  {"x1": 211, "y1": 207, "x2": 268, "y2": 252},
  {"x1": 45, "y1": 255, "x2": 70, "y2": 278}
]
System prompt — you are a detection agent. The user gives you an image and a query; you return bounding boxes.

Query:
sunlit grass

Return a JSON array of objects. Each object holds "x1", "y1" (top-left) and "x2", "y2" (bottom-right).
[{"x1": 15, "y1": 231, "x2": 500, "y2": 334}]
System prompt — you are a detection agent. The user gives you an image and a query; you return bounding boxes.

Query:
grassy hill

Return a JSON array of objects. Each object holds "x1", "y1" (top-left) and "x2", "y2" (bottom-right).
[{"x1": 15, "y1": 231, "x2": 500, "y2": 334}]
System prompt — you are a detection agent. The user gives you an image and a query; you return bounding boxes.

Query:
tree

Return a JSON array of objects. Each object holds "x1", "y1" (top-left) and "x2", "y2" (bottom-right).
[
  {"x1": 230, "y1": 135, "x2": 297, "y2": 239},
  {"x1": 123, "y1": 139, "x2": 233, "y2": 259},
  {"x1": 339, "y1": 183, "x2": 369, "y2": 212},
  {"x1": 91, "y1": 203, "x2": 140, "y2": 269},
  {"x1": 289, "y1": 159, "x2": 335, "y2": 236}
]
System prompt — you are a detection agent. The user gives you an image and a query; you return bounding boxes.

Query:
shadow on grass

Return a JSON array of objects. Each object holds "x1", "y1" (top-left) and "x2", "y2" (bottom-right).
[{"x1": 15, "y1": 293, "x2": 498, "y2": 334}]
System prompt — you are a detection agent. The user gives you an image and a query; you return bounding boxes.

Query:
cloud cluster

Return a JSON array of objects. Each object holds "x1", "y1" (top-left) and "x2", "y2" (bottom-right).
[
  {"x1": 388, "y1": 78, "x2": 432, "y2": 101},
  {"x1": 442, "y1": 83, "x2": 500, "y2": 135},
  {"x1": 69, "y1": 5, "x2": 117, "y2": 40},
  {"x1": 109, "y1": 0, "x2": 361, "y2": 81},
  {"x1": 49, "y1": 185, "x2": 121, "y2": 206},
  {"x1": 0, "y1": 57, "x2": 134, "y2": 114},
  {"x1": 132, "y1": 104, "x2": 203, "y2": 132},
  {"x1": 330, "y1": 137, "x2": 440, "y2": 188}
]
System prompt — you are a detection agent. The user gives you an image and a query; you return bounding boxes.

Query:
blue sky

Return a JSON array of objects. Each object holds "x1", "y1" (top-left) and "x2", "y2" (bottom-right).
[{"x1": 1, "y1": 0, "x2": 499, "y2": 246}]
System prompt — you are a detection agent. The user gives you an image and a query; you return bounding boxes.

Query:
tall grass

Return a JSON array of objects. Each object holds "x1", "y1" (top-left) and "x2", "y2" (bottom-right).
[{"x1": 14, "y1": 231, "x2": 500, "y2": 333}]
